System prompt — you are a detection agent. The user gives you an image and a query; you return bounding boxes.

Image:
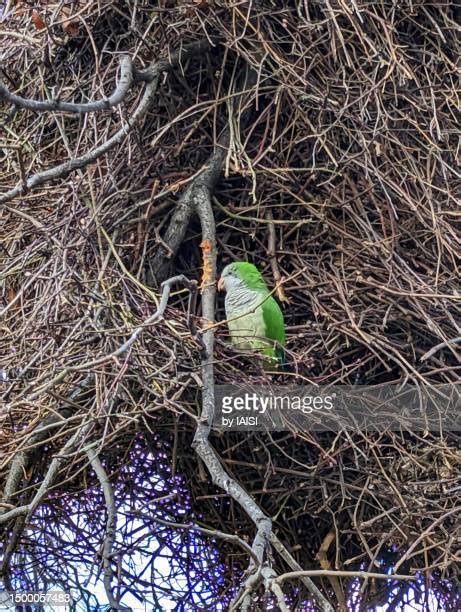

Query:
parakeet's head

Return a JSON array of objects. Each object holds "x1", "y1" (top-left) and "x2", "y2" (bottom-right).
[{"x1": 217, "y1": 262, "x2": 268, "y2": 293}]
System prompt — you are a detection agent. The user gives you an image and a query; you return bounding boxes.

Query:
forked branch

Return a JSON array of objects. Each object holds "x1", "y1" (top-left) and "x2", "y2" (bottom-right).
[{"x1": 0, "y1": 41, "x2": 210, "y2": 206}]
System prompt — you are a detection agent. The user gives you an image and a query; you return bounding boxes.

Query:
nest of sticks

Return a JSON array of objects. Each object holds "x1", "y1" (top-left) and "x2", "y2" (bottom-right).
[{"x1": 1, "y1": 1, "x2": 460, "y2": 609}]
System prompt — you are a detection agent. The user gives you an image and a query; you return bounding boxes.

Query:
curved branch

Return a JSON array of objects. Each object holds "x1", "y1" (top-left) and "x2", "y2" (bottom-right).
[
  {"x1": 88, "y1": 449, "x2": 132, "y2": 612},
  {"x1": 420, "y1": 336, "x2": 461, "y2": 361},
  {"x1": 0, "y1": 56, "x2": 133, "y2": 113},
  {"x1": 0, "y1": 41, "x2": 210, "y2": 206},
  {"x1": 154, "y1": 517, "x2": 260, "y2": 565}
]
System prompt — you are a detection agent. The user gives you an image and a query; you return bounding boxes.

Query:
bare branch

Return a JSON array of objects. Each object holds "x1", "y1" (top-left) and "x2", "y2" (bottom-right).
[
  {"x1": 262, "y1": 567, "x2": 290, "y2": 612},
  {"x1": 0, "y1": 56, "x2": 133, "y2": 114},
  {"x1": 87, "y1": 449, "x2": 132, "y2": 612},
  {"x1": 192, "y1": 167, "x2": 274, "y2": 607},
  {"x1": 420, "y1": 336, "x2": 461, "y2": 361},
  {"x1": 270, "y1": 533, "x2": 334, "y2": 612},
  {"x1": 274, "y1": 569, "x2": 415, "y2": 584},
  {"x1": 148, "y1": 135, "x2": 229, "y2": 282},
  {"x1": 0, "y1": 41, "x2": 209, "y2": 206},
  {"x1": 149, "y1": 60, "x2": 255, "y2": 282},
  {"x1": 154, "y1": 518, "x2": 260, "y2": 565}
]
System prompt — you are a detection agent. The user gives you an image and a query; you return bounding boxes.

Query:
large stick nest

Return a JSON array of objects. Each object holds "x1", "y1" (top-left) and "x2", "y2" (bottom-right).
[{"x1": 0, "y1": 1, "x2": 460, "y2": 609}]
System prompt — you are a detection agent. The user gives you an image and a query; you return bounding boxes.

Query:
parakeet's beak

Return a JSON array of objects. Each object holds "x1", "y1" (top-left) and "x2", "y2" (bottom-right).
[{"x1": 217, "y1": 277, "x2": 225, "y2": 291}]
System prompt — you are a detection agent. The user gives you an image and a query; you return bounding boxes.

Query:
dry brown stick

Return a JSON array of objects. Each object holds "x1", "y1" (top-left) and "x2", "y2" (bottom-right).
[
  {"x1": 266, "y1": 209, "x2": 289, "y2": 303},
  {"x1": 271, "y1": 533, "x2": 334, "y2": 612},
  {"x1": 316, "y1": 529, "x2": 347, "y2": 611},
  {"x1": 420, "y1": 336, "x2": 461, "y2": 362},
  {"x1": 393, "y1": 506, "x2": 461, "y2": 572}
]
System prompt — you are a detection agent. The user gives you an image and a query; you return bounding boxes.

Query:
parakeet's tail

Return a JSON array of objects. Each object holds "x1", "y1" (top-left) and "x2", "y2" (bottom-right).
[
  {"x1": 276, "y1": 346, "x2": 292, "y2": 372},
  {"x1": 262, "y1": 344, "x2": 291, "y2": 372}
]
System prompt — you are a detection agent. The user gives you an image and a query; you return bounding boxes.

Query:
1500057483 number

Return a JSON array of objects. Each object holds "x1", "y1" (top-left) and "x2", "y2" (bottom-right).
[{"x1": 8, "y1": 591, "x2": 72, "y2": 607}]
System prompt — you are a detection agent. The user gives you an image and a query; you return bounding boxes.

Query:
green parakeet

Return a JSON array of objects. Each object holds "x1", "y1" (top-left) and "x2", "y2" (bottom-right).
[{"x1": 217, "y1": 262, "x2": 286, "y2": 368}]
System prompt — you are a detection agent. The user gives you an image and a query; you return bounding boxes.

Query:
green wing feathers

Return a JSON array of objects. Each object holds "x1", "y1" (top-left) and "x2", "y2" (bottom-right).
[{"x1": 261, "y1": 295, "x2": 286, "y2": 362}]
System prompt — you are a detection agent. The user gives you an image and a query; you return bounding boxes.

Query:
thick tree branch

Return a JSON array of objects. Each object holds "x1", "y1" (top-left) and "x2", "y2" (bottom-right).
[
  {"x1": 0, "y1": 56, "x2": 133, "y2": 113},
  {"x1": 148, "y1": 135, "x2": 229, "y2": 283},
  {"x1": 192, "y1": 181, "x2": 274, "y2": 610}
]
